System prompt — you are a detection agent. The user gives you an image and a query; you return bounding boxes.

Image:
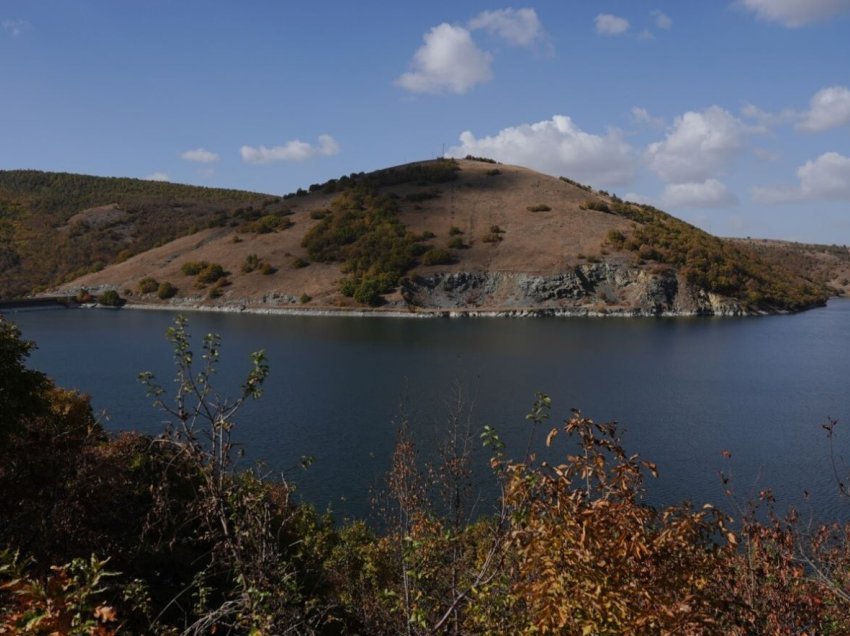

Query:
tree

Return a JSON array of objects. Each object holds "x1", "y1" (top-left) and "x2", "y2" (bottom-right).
[{"x1": 0, "y1": 318, "x2": 48, "y2": 440}]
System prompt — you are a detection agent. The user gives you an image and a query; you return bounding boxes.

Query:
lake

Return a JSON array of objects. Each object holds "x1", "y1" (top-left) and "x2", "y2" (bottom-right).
[{"x1": 9, "y1": 301, "x2": 850, "y2": 522}]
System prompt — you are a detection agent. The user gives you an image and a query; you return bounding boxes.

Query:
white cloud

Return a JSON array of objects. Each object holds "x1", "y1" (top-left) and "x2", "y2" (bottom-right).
[
  {"x1": 740, "y1": 102, "x2": 797, "y2": 128},
  {"x1": 240, "y1": 134, "x2": 340, "y2": 164},
  {"x1": 180, "y1": 148, "x2": 220, "y2": 163},
  {"x1": 396, "y1": 23, "x2": 492, "y2": 94},
  {"x1": 631, "y1": 106, "x2": 664, "y2": 128},
  {"x1": 144, "y1": 172, "x2": 170, "y2": 182},
  {"x1": 797, "y1": 85, "x2": 850, "y2": 132},
  {"x1": 738, "y1": 0, "x2": 850, "y2": 27},
  {"x1": 595, "y1": 13, "x2": 630, "y2": 35},
  {"x1": 661, "y1": 179, "x2": 738, "y2": 208},
  {"x1": 753, "y1": 152, "x2": 850, "y2": 202},
  {"x1": 468, "y1": 8, "x2": 543, "y2": 46},
  {"x1": 646, "y1": 106, "x2": 754, "y2": 183},
  {"x1": 2, "y1": 19, "x2": 30, "y2": 36},
  {"x1": 447, "y1": 115, "x2": 636, "y2": 186},
  {"x1": 652, "y1": 10, "x2": 673, "y2": 29}
]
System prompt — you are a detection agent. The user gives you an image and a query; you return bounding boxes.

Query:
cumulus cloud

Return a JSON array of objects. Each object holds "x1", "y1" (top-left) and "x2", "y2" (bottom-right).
[
  {"x1": 743, "y1": 86, "x2": 850, "y2": 133},
  {"x1": 753, "y1": 152, "x2": 850, "y2": 202},
  {"x1": 240, "y1": 134, "x2": 339, "y2": 164},
  {"x1": 797, "y1": 85, "x2": 850, "y2": 132},
  {"x1": 180, "y1": 148, "x2": 219, "y2": 163},
  {"x1": 595, "y1": 13, "x2": 630, "y2": 35},
  {"x1": 646, "y1": 106, "x2": 754, "y2": 183},
  {"x1": 651, "y1": 10, "x2": 673, "y2": 29},
  {"x1": 144, "y1": 172, "x2": 170, "y2": 182},
  {"x1": 737, "y1": 0, "x2": 850, "y2": 27},
  {"x1": 396, "y1": 23, "x2": 492, "y2": 94},
  {"x1": 468, "y1": 8, "x2": 544, "y2": 46},
  {"x1": 447, "y1": 115, "x2": 636, "y2": 186},
  {"x1": 661, "y1": 179, "x2": 738, "y2": 208},
  {"x1": 2, "y1": 19, "x2": 30, "y2": 36},
  {"x1": 740, "y1": 102, "x2": 797, "y2": 128},
  {"x1": 631, "y1": 106, "x2": 665, "y2": 128}
]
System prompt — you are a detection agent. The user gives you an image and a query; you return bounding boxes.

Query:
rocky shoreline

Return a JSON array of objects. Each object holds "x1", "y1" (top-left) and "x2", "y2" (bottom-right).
[
  {"x1": 115, "y1": 300, "x2": 758, "y2": 319},
  {"x1": 49, "y1": 261, "x2": 821, "y2": 319}
]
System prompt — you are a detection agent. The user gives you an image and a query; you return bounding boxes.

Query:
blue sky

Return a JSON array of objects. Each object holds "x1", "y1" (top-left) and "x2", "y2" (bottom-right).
[{"x1": 2, "y1": 1, "x2": 849, "y2": 243}]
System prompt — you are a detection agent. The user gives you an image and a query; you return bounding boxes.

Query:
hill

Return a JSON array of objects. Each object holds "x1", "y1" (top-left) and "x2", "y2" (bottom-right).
[
  {"x1": 0, "y1": 170, "x2": 277, "y2": 298},
  {"x1": 726, "y1": 238, "x2": 850, "y2": 297},
  {"x1": 5, "y1": 160, "x2": 830, "y2": 315}
]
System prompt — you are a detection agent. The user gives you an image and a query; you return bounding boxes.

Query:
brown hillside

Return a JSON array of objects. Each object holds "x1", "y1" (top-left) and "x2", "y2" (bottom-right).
[
  {"x1": 54, "y1": 159, "x2": 826, "y2": 315},
  {"x1": 55, "y1": 160, "x2": 632, "y2": 310}
]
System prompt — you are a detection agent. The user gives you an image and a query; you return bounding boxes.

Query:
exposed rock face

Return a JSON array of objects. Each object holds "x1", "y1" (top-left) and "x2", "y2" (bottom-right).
[{"x1": 404, "y1": 264, "x2": 747, "y2": 316}]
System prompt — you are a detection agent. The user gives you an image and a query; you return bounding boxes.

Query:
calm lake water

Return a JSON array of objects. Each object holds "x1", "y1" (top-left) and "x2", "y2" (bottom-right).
[{"x1": 9, "y1": 301, "x2": 850, "y2": 522}]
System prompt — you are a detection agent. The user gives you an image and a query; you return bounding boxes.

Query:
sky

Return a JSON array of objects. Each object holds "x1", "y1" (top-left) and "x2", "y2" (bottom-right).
[{"x1": 2, "y1": 1, "x2": 850, "y2": 244}]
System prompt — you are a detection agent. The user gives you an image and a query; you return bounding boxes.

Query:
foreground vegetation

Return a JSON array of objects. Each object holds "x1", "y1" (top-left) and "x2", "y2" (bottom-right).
[{"x1": 4, "y1": 316, "x2": 850, "y2": 634}]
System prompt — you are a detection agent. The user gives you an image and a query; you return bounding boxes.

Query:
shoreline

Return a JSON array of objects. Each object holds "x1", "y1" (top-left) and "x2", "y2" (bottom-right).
[
  {"x1": 15, "y1": 292, "x2": 838, "y2": 320},
  {"x1": 118, "y1": 300, "x2": 758, "y2": 319}
]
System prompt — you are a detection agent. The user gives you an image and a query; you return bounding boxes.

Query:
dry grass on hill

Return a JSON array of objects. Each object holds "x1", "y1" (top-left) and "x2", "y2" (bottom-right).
[{"x1": 59, "y1": 160, "x2": 637, "y2": 309}]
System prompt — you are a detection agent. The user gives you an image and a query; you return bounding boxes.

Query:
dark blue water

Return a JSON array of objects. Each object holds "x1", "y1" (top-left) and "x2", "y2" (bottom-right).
[{"x1": 9, "y1": 301, "x2": 850, "y2": 522}]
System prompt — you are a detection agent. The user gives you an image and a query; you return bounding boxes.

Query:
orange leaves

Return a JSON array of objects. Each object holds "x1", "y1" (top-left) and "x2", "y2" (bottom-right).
[
  {"x1": 0, "y1": 556, "x2": 119, "y2": 636},
  {"x1": 93, "y1": 605, "x2": 117, "y2": 623},
  {"x1": 500, "y1": 408, "x2": 731, "y2": 634}
]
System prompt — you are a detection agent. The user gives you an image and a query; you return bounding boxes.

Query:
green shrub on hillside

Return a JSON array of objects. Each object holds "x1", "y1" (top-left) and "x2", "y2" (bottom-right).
[
  {"x1": 244, "y1": 214, "x2": 293, "y2": 234},
  {"x1": 301, "y1": 187, "x2": 420, "y2": 304},
  {"x1": 137, "y1": 277, "x2": 159, "y2": 294},
  {"x1": 181, "y1": 261, "x2": 208, "y2": 276},
  {"x1": 242, "y1": 254, "x2": 262, "y2": 273},
  {"x1": 196, "y1": 263, "x2": 226, "y2": 285},
  {"x1": 607, "y1": 230, "x2": 626, "y2": 247},
  {"x1": 421, "y1": 248, "x2": 454, "y2": 266},
  {"x1": 157, "y1": 281, "x2": 177, "y2": 299},
  {"x1": 580, "y1": 199, "x2": 611, "y2": 213},
  {"x1": 96, "y1": 289, "x2": 123, "y2": 306},
  {"x1": 464, "y1": 154, "x2": 497, "y2": 163},
  {"x1": 559, "y1": 175, "x2": 593, "y2": 191}
]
